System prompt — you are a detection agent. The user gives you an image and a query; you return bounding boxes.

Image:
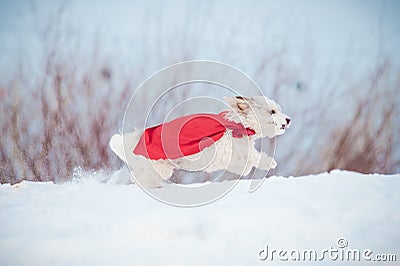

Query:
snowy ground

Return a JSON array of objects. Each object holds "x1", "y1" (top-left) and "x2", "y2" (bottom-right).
[{"x1": 0, "y1": 170, "x2": 399, "y2": 266}]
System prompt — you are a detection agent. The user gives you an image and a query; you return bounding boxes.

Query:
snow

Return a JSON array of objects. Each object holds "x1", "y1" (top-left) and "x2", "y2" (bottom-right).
[{"x1": 1, "y1": 170, "x2": 399, "y2": 265}]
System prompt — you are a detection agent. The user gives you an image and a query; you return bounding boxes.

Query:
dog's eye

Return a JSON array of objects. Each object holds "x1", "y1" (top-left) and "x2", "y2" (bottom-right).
[{"x1": 270, "y1": 110, "x2": 276, "y2": 115}]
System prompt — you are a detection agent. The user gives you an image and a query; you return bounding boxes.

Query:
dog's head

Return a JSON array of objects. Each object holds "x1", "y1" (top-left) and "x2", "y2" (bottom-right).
[{"x1": 224, "y1": 96, "x2": 291, "y2": 138}]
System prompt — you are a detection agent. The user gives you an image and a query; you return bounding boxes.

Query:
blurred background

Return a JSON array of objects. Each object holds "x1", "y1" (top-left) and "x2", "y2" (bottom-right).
[{"x1": 0, "y1": 0, "x2": 399, "y2": 184}]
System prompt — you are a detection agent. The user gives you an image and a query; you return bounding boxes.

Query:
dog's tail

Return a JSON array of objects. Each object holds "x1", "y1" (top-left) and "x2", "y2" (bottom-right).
[{"x1": 109, "y1": 130, "x2": 142, "y2": 164}]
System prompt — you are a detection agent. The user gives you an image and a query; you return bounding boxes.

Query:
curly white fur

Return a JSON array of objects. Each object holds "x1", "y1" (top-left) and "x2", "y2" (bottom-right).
[{"x1": 109, "y1": 96, "x2": 290, "y2": 188}]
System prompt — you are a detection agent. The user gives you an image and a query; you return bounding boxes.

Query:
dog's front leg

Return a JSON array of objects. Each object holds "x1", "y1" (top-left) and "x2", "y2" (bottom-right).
[{"x1": 256, "y1": 152, "x2": 277, "y2": 170}]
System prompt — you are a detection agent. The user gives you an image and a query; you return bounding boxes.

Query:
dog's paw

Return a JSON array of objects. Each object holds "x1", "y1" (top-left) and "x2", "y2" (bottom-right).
[
  {"x1": 269, "y1": 157, "x2": 277, "y2": 169},
  {"x1": 258, "y1": 154, "x2": 277, "y2": 170}
]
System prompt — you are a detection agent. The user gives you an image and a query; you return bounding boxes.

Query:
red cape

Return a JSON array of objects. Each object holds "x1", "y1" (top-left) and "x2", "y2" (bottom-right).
[{"x1": 133, "y1": 112, "x2": 255, "y2": 160}]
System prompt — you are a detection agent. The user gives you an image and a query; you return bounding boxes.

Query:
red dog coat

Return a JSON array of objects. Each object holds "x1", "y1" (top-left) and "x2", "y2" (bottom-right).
[{"x1": 133, "y1": 112, "x2": 255, "y2": 160}]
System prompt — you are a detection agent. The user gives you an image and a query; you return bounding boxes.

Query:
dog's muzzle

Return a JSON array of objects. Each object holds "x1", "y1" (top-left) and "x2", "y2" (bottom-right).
[{"x1": 280, "y1": 118, "x2": 291, "y2": 130}]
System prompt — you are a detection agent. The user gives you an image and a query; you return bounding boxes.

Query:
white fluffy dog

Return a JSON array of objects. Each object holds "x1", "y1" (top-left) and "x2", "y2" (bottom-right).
[{"x1": 109, "y1": 96, "x2": 290, "y2": 188}]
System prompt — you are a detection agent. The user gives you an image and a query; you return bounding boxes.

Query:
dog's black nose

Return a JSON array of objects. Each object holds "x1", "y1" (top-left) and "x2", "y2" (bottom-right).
[{"x1": 286, "y1": 118, "x2": 291, "y2": 124}]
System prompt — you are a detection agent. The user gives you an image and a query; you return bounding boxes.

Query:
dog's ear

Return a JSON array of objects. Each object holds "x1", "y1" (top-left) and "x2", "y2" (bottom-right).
[
  {"x1": 235, "y1": 96, "x2": 250, "y2": 111},
  {"x1": 224, "y1": 96, "x2": 250, "y2": 112}
]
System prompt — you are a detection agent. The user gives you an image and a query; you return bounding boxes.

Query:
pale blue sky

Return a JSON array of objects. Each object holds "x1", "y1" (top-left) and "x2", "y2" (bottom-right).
[{"x1": 1, "y1": 0, "x2": 399, "y2": 67}]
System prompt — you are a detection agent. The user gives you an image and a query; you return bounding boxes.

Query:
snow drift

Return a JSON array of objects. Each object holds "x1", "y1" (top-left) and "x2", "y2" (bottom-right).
[{"x1": 0, "y1": 170, "x2": 399, "y2": 265}]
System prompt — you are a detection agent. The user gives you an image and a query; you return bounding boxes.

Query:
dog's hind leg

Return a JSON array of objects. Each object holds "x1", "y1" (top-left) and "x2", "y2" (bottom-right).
[{"x1": 132, "y1": 158, "x2": 173, "y2": 188}]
